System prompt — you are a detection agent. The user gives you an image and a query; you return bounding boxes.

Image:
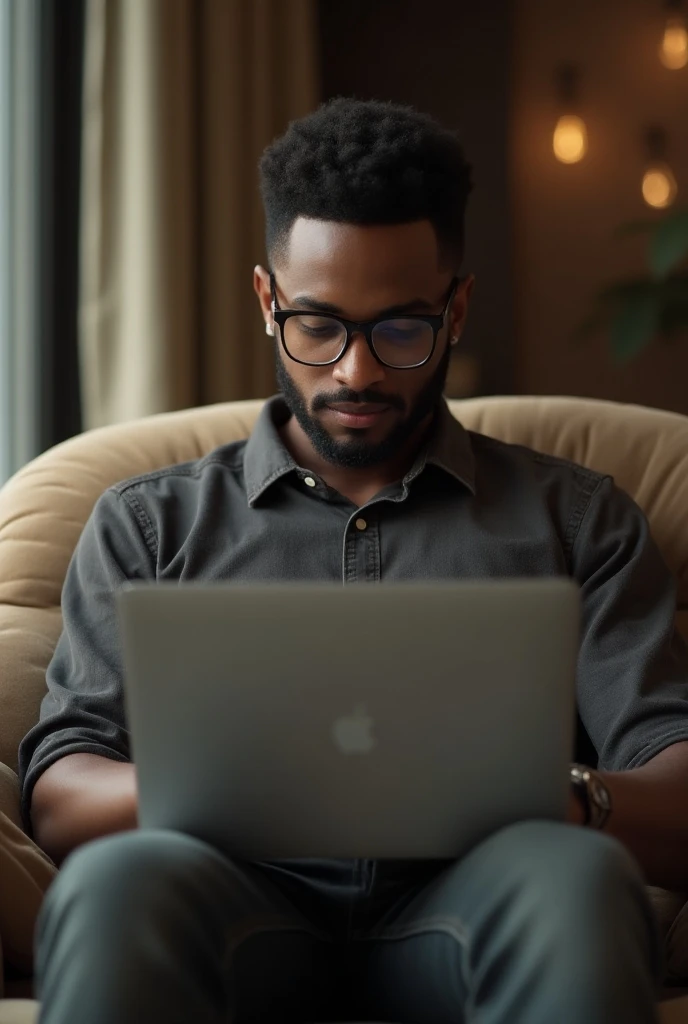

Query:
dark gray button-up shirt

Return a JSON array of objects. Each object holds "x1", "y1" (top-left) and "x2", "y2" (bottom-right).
[{"x1": 19, "y1": 395, "x2": 688, "y2": 829}]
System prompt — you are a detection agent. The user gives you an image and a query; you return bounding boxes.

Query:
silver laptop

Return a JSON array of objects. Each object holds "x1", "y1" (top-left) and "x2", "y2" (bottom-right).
[{"x1": 117, "y1": 580, "x2": 580, "y2": 861}]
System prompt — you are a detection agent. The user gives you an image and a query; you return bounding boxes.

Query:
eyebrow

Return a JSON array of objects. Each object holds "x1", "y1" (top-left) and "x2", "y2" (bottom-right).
[{"x1": 288, "y1": 293, "x2": 438, "y2": 319}]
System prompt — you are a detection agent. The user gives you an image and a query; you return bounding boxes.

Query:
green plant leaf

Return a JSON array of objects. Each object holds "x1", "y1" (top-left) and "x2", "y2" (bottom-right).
[
  {"x1": 649, "y1": 209, "x2": 688, "y2": 279},
  {"x1": 610, "y1": 289, "x2": 661, "y2": 362},
  {"x1": 581, "y1": 271, "x2": 688, "y2": 362}
]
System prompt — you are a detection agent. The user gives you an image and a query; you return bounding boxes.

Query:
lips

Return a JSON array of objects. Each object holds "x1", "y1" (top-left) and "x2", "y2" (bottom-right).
[
  {"x1": 326, "y1": 403, "x2": 391, "y2": 428},
  {"x1": 328, "y1": 403, "x2": 389, "y2": 414}
]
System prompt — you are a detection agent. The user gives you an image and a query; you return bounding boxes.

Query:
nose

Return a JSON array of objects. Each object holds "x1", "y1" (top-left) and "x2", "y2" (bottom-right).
[{"x1": 332, "y1": 331, "x2": 386, "y2": 392}]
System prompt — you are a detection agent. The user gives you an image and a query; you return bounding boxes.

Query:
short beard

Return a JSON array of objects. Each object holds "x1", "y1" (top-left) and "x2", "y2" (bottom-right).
[{"x1": 275, "y1": 343, "x2": 452, "y2": 469}]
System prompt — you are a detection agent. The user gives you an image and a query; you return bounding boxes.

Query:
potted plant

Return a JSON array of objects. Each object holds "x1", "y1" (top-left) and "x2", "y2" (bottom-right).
[{"x1": 581, "y1": 207, "x2": 688, "y2": 362}]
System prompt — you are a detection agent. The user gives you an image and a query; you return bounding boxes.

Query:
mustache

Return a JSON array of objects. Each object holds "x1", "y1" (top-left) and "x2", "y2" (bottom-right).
[{"x1": 312, "y1": 389, "x2": 405, "y2": 413}]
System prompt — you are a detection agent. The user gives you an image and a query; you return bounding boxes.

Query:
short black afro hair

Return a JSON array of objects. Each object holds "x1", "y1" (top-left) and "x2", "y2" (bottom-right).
[{"x1": 259, "y1": 96, "x2": 473, "y2": 271}]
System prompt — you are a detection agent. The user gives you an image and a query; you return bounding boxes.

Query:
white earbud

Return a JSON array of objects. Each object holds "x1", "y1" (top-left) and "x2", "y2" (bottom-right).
[
  {"x1": 265, "y1": 322, "x2": 275, "y2": 337},
  {"x1": 450, "y1": 335, "x2": 460, "y2": 346}
]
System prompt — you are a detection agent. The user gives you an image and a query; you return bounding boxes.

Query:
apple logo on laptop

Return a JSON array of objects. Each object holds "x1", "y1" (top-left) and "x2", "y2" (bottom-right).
[{"x1": 332, "y1": 704, "x2": 376, "y2": 754}]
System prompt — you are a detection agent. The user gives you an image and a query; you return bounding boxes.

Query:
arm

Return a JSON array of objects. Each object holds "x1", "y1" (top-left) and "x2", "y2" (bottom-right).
[
  {"x1": 18, "y1": 487, "x2": 156, "y2": 853},
  {"x1": 31, "y1": 754, "x2": 138, "y2": 866},
  {"x1": 600, "y1": 741, "x2": 688, "y2": 890},
  {"x1": 571, "y1": 476, "x2": 688, "y2": 890},
  {"x1": 567, "y1": 743, "x2": 688, "y2": 890}
]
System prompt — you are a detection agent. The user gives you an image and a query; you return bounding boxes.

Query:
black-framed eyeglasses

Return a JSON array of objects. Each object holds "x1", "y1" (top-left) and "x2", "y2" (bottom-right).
[{"x1": 270, "y1": 272, "x2": 460, "y2": 370}]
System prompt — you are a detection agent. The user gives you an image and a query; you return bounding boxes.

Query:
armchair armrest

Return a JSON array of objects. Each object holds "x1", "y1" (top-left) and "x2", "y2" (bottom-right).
[
  {"x1": 0, "y1": 1001, "x2": 39, "y2": 1023},
  {"x1": 0, "y1": 763, "x2": 56, "y2": 976},
  {"x1": 0, "y1": 764, "x2": 22, "y2": 833}
]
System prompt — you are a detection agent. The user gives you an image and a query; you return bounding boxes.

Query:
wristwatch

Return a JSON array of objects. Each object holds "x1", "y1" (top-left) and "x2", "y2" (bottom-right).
[{"x1": 570, "y1": 763, "x2": 612, "y2": 830}]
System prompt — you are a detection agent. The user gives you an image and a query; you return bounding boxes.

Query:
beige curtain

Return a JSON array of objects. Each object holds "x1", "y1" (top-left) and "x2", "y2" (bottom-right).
[{"x1": 79, "y1": 0, "x2": 318, "y2": 429}]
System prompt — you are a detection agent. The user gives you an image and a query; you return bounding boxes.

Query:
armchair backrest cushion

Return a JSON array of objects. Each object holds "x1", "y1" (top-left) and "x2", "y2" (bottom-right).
[{"x1": 1, "y1": 395, "x2": 687, "y2": 772}]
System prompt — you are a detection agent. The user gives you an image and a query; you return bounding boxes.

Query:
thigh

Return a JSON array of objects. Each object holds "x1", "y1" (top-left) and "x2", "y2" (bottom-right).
[
  {"x1": 351, "y1": 822, "x2": 657, "y2": 1024},
  {"x1": 0, "y1": 787, "x2": 56, "y2": 976},
  {"x1": 39, "y1": 830, "x2": 345, "y2": 1024}
]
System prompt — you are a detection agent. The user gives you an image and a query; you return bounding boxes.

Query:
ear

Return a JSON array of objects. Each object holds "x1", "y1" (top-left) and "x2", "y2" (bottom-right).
[
  {"x1": 449, "y1": 274, "x2": 475, "y2": 343},
  {"x1": 253, "y1": 265, "x2": 273, "y2": 331}
]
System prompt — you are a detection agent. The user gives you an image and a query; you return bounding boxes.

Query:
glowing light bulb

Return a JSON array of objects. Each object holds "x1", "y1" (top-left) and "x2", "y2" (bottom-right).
[
  {"x1": 553, "y1": 114, "x2": 588, "y2": 164},
  {"x1": 660, "y1": 16, "x2": 688, "y2": 69},
  {"x1": 642, "y1": 163, "x2": 678, "y2": 208}
]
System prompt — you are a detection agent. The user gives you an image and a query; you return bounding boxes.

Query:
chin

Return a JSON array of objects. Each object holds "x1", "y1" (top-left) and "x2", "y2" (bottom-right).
[
  {"x1": 311, "y1": 425, "x2": 401, "y2": 470},
  {"x1": 324, "y1": 420, "x2": 392, "y2": 447}
]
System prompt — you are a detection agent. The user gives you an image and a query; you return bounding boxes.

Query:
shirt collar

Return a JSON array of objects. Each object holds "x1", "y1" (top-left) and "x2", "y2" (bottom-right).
[
  {"x1": 244, "y1": 396, "x2": 299, "y2": 506},
  {"x1": 243, "y1": 395, "x2": 476, "y2": 506},
  {"x1": 418, "y1": 399, "x2": 476, "y2": 494}
]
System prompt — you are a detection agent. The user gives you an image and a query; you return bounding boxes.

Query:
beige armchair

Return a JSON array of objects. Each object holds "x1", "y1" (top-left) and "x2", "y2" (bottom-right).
[{"x1": 2, "y1": 395, "x2": 688, "y2": 1023}]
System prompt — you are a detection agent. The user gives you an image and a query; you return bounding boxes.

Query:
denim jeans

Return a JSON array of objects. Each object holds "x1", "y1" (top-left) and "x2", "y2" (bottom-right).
[{"x1": 35, "y1": 821, "x2": 661, "y2": 1024}]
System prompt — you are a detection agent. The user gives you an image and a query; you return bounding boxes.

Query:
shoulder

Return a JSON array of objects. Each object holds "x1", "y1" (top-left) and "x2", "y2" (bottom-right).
[
  {"x1": 465, "y1": 430, "x2": 619, "y2": 562},
  {"x1": 106, "y1": 439, "x2": 249, "y2": 503},
  {"x1": 88, "y1": 440, "x2": 252, "y2": 565},
  {"x1": 467, "y1": 431, "x2": 653, "y2": 568},
  {"x1": 467, "y1": 429, "x2": 609, "y2": 495}
]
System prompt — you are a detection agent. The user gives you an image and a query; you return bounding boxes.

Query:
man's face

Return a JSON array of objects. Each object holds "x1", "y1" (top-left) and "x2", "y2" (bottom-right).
[{"x1": 255, "y1": 218, "x2": 473, "y2": 469}]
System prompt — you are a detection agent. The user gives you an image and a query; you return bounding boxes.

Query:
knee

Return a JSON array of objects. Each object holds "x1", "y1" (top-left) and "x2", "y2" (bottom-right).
[
  {"x1": 505, "y1": 819, "x2": 640, "y2": 880},
  {"x1": 485, "y1": 820, "x2": 648, "y2": 920},
  {"x1": 44, "y1": 829, "x2": 211, "y2": 919}
]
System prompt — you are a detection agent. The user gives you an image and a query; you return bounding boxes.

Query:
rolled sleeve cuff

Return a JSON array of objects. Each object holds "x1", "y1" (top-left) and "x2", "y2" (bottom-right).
[
  {"x1": 21, "y1": 741, "x2": 131, "y2": 837},
  {"x1": 622, "y1": 730, "x2": 688, "y2": 771}
]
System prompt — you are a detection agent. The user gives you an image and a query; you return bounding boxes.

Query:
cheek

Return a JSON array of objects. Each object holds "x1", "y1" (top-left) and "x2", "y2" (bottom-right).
[
  {"x1": 279, "y1": 354, "x2": 326, "y2": 405},
  {"x1": 389, "y1": 370, "x2": 431, "y2": 408}
]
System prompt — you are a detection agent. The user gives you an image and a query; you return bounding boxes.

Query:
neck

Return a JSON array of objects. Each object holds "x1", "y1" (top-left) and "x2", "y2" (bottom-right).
[{"x1": 280, "y1": 411, "x2": 436, "y2": 507}]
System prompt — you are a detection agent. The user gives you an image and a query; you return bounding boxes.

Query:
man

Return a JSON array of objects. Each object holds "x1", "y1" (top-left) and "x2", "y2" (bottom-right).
[{"x1": 18, "y1": 97, "x2": 688, "y2": 1024}]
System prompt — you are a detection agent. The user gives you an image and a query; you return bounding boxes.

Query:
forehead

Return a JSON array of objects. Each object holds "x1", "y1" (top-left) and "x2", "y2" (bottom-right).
[{"x1": 277, "y1": 218, "x2": 446, "y2": 318}]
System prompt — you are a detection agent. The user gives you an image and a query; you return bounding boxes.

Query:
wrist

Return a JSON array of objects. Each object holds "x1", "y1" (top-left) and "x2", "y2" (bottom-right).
[{"x1": 569, "y1": 763, "x2": 612, "y2": 830}]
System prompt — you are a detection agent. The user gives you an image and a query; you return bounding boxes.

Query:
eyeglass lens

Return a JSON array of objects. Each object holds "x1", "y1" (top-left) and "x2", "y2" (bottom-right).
[{"x1": 281, "y1": 315, "x2": 434, "y2": 368}]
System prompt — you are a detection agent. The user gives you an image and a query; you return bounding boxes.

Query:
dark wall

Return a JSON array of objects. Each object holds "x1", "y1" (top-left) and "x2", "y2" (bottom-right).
[
  {"x1": 317, "y1": 0, "x2": 514, "y2": 395},
  {"x1": 512, "y1": 0, "x2": 688, "y2": 413}
]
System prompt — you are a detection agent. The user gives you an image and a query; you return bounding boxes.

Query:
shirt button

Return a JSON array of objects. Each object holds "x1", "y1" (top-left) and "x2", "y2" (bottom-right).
[
  {"x1": 355, "y1": 518, "x2": 367, "y2": 531},
  {"x1": 304, "y1": 476, "x2": 316, "y2": 488}
]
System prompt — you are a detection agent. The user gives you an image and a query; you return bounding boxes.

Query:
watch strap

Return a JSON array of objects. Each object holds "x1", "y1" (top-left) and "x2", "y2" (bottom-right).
[{"x1": 570, "y1": 764, "x2": 612, "y2": 830}]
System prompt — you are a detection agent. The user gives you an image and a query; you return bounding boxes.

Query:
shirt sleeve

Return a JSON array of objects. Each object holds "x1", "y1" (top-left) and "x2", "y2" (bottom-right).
[
  {"x1": 572, "y1": 475, "x2": 688, "y2": 771},
  {"x1": 17, "y1": 486, "x2": 156, "y2": 830}
]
